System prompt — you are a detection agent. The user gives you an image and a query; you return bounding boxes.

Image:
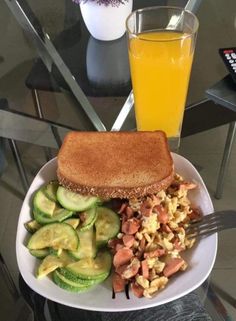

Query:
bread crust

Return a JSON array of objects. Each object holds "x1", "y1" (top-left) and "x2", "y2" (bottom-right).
[
  {"x1": 57, "y1": 131, "x2": 174, "y2": 199},
  {"x1": 57, "y1": 168, "x2": 174, "y2": 199}
]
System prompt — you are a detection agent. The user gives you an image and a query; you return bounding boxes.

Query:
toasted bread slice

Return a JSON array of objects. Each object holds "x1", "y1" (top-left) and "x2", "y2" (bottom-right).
[{"x1": 57, "y1": 131, "x2": 174, "y2": 199}]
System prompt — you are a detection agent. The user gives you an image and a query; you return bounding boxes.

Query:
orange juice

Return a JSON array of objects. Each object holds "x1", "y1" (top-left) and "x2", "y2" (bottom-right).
[{"x1": 128, "y1": 31, "x2": 193, "y2": 137}]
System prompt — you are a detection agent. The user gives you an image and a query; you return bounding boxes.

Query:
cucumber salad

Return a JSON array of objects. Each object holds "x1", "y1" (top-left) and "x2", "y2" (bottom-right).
[{"x1": 25, "y1": 181, "x2": 120, "y2": 293}]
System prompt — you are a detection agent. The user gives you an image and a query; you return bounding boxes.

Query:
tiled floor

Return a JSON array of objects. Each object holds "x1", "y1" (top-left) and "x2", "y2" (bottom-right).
[{"x1": 1, "y1": 0, "x2": 236, "y2": 320}]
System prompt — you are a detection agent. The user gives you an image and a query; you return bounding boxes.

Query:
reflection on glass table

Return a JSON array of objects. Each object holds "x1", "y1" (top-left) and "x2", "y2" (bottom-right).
[{"x1": 86, "y1": 36, "x2": 131, "y2": 95}]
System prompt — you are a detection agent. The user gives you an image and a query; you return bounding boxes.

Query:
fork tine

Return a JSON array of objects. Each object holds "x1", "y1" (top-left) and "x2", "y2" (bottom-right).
[
  {"x1": 193, "y1": 221, "x2": 226, "y2": 232},
  {"x1": 187, "y1": 225, "x2": 229, "y2": 239},
  {"x1": 188, "y1": 219, "x2": 234, "y2": 234},
  {"x1": 190, "y1": 212, "x2": 222, "y2": 225},
  {"x1": 188, "y1": 224, "x2": 234, "y2": 237},
  {"x1": 187, "y1": 210, "x2": 236, "y2": 230},
  {"x1": 185, "y1": 219, "x2": 219, "y2": 234},
  {"x1": 186, "y1": 218, "x2": 221, "y2": 233},
  {"x1": 187, "y1": 210, "x2": 236, "y2": 239}
]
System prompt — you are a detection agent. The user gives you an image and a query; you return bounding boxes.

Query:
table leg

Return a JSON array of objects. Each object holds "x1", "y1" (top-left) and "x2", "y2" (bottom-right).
[{"x1": 215, "y1": 121, "x2": 236, "y2": 199}]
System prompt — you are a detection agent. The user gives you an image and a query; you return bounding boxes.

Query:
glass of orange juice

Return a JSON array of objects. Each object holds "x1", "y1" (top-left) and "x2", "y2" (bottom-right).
[{"x1": 126, "y1": 7, "x2": 199, "y2": 150}]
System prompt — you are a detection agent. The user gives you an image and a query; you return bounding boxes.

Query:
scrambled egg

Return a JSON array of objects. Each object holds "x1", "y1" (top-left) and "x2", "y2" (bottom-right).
[{"x1": 142, "y1": 214, "x2": 160, "y2": 234}]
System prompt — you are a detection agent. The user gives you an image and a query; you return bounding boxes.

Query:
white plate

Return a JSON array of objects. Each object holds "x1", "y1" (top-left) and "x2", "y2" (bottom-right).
[{"x1": 16, "y1": 154, "x2": 217, "y2": 312}]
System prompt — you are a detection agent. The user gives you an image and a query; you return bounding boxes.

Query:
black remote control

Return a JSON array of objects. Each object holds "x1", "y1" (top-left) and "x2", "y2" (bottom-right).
[{"x1": 219, "y1": 47, "x2": 236, "y2": 83}]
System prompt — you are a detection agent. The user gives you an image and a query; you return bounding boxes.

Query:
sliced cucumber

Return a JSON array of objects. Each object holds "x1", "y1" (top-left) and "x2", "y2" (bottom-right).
[
  {"x1": 69, "y1": 227, "x2": 96, "y2": 260},
  {"x1": 29, "y1": 248, "x2": 50, "y2": 259},
  {"x1": 56, "y1": 250, "x2": 75, "y2": 264},
  {"x1": 58, "y1": 268, "x2": 107, "y2": 285},
  {"x1": 95, "y1": 207, "x2": 120, "y2": 246},
  {"x1": 49, "y1": 248, "x2": 63, "y2": 257},
  {"x1": 37, "y1": 250, "x2": 75, "y2": 278},
  {"x1": 66, "y1": 250, "x2": 112, "y2": 280},
  {"x1": 33, "y1": 208, "x2": 74, "y2": 224},
  {"x1": 44, "y1": 181, "x2": 59, "y2": 202},
  {"x1": 53, "y1": 270, "x2": 91, "y2": 292},
  {"x1": 79, "y1": 208, "x2": 97, "y2": 231},
  {"x1": 37, "y1": 254, "x2": 64, "y2": 278},
  {"x1": 64, "y1": 218, "x2": 80, "y2": 229},
  {"x1": 27, "y1": 223, "x2": 79, "y2": 251},
  {"x1": 24, "y1": 220, "x2": 42, "y2": 233},
  {"x1": 33, "y1": 189, "x2": 57, "y2": 217},
  {"x1": 57, "y1": 186, "x2": 99, "y2": 211}
]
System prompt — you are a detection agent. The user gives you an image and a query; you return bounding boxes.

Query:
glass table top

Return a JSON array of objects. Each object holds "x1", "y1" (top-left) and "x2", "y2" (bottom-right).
[{"x1": 1, "y1": 0, "x2": 236, "y2": 320}]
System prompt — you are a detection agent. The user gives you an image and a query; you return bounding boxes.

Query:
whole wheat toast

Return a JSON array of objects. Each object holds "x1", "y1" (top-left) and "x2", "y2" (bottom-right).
[{"x1": 57, "y1": 131, "x2": 174, "y2": 199}]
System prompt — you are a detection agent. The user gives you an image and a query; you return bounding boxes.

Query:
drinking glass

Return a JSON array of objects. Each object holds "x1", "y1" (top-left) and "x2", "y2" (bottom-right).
[{"x1": 126, "y1": 6, "x2": 199, "y2": 150}]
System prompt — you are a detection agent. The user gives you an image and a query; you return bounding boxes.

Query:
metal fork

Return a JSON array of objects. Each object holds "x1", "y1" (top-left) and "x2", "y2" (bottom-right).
[{"x1": 186, "y1": 210, "x2": 236, "y2": 239}]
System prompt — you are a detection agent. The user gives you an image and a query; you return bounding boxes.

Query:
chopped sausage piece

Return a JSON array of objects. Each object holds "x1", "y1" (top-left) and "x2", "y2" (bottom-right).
[
  {"x1": 113, "y1": 247, "x2": 133, "y2": 268},
  {"x1": 131, "y1": 282, "x2": 144, "y2": 298},
  {"x1": 108, "y1": 238, "x2": 123, "y2": 250},
  {"x1": 112, "y1": 272, "x2": 126, "y2": 293},
  {"x1": 163, "y1": 258, "x2": 185, "y2": 277},
  {"x1": 141, "y1": 260, "x2": 149, "y2": 279},
  {"x1": 115, "y1": 243, "x2": 124, "y2": 251},
  {"x1": 173, "y1": 238, "x2": 184, "y2": 252},
  {"x1": 135, "y1": 250, "x2": 143, "y2": 260},
  {"x1": 140, "y1": 199, "x2": 153, "y2": 217},
  {"x1": 118, "y1": 203, "x2": 127, "y2": 214},
  {"x1": 161, "y1": 224, "x2": 172, "y2": 233},
  {"x1": 108, "y1": 239, "x2": 118, "y2": 248},
  {"x1": 153, "y1": 205, "x2": 169, "y2": 224},
  {"x1": 126, "y1": 206, "x2": 134, "y2": 218},
  {"x1": 122, "y1": 235, "x2": 135, "y2": 248},
  {"x1": 188, "y1": 208, "x2": 202, "y2": 221},
  {"x1": 122, "y1": 218, "x2": 140, "y2": 235},
  {"x1": 139, "y1": 237, "x2": 146, "y2": 251},
  {"x1": 144, "y1": 248, "x2": 165, "y2": 258},
  {"x1": 122, "y1": 258, "x2": 141, "y2": 279},
  {"x1": 180, "y1": 182, "x2": 197, "y2": 190},
  {"x1": 115, "y1": 264, "x2": 129, "y2": 276}
]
